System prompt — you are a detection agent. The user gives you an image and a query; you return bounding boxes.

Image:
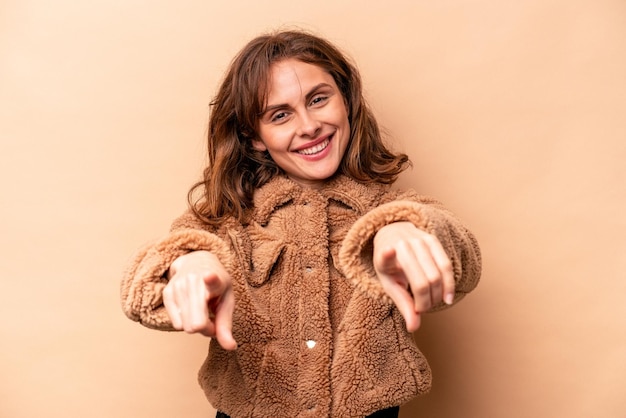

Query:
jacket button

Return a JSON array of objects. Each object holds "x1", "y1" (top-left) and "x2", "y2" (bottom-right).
[
  {"x1": 306, "y1": 340, "x2": 316, "y2": 349},
  {"x1": 305, "y1": 267, "x2": 312, "y2": 273}
]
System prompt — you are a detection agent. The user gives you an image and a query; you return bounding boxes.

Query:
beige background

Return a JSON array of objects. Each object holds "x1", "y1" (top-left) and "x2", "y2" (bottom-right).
[{"x1": 1, "y1": 0, "x2": 625, "y2": 417}]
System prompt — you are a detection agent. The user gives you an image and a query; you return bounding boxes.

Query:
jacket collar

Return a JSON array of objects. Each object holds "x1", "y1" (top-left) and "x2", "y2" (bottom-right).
[{"x1": 251, "y1": 174, "x2": 388, "y2": 225}]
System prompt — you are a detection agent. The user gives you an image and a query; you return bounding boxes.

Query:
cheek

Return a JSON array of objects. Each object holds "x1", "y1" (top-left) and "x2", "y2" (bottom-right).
[
  {"x1": 260, "y1": 127, "x2": 292, "y2": 151},
  {"x1": 333, "y1": 102, "x2": 350, "y2": 129}
]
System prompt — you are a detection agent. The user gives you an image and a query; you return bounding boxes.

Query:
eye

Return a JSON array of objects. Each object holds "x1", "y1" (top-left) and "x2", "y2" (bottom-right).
[
  {"x1": 271, "y1": 111, "x2": 289, "y2": 123},
  {"x1": 309, "y1": 95, "x2": 328, "y2": 107}
]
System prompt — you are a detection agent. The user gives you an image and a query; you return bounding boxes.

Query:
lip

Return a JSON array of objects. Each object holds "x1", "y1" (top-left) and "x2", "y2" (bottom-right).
[{"x1": 292, "y1": 133, "x2": 333, "y2": 153}]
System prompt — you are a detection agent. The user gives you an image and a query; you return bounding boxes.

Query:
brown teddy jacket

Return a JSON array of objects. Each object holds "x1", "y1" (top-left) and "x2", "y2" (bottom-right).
[{"x1": 121, "y1": 174, "x2": 481, "y2": 418}]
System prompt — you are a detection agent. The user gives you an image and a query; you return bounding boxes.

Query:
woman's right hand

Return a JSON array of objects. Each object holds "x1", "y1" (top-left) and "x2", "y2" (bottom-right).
[{"x1": 162, "y1": 250, "x2": 237, "y2": 350}]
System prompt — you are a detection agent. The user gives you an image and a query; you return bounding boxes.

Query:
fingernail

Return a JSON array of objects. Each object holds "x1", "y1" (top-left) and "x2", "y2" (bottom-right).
[{"x1": 444, "y1": 293, "x2": 454, "y2": 305}]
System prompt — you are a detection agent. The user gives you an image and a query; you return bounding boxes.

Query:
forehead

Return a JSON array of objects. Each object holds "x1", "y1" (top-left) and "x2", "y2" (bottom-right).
[{"x1": 265, "y1": 59, "x2": 337, "y2": 104}]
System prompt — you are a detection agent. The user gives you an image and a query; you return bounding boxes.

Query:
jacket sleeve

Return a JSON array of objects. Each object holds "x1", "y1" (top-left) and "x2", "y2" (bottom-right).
[
  {"x1": 120, "y1": 212, "x2": 237, "y2": 330},
  {"x1": 338, "y1": 190, "x2": 481, "y2": 311}
]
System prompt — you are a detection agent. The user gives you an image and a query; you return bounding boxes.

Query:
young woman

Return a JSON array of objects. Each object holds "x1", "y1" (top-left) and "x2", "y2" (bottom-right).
[{"x1": 121, "y1": 30, "x2": 481, "y2": 418}]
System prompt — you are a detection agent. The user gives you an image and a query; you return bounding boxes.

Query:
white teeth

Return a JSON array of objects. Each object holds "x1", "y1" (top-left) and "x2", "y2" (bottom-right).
[{"x1": 297, "y1": 139, "x2": 330, "y2": 155}]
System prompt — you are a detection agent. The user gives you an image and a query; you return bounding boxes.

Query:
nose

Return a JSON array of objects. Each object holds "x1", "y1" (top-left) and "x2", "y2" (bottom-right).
[{"x1": 296, "y1": 110, "x2": 322, "y2": 138}]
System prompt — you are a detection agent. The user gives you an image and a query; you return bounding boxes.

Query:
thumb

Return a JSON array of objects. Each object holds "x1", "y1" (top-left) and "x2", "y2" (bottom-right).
[{"x1": 376, "y1": 246, "x2": 400, "y2": 274}]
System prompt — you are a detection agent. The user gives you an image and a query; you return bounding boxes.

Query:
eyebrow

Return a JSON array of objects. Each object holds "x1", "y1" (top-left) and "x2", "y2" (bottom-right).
[{"x1": 259, "y1": 82, "x2": 334, "y2": 117}]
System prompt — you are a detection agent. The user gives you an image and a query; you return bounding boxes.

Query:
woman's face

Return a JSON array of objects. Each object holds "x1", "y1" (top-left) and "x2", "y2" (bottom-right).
[{"x1": 253, "y1": 59, "x2": 350, "y2": 189}]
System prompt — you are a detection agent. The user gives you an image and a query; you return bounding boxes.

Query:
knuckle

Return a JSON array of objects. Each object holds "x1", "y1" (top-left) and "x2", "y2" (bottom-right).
[
  {"x1": 185, "y1": 320, "x2": 208, "y2": 334},
  {"x1": 426, "y1": 271, "x2": 443, "y2": 284},
  {"x1": 190, "y1": 320, "x2": 206, "y2": 331},
  {"x1": 412, "y1": 294, "x2": 432, "y2": 311},
  {"x1": 411, "y1": 282, "x2": 431, "y2": 298},
  {"x1": 396, "y1": 238, "x2": 415, "y2": 252},
  {"x1": 397, "y1": 237, "x2": 411, "y2": 247},
  {"x1": 174, "y1": 273, "x2": 203, "y2": 290},
  {"x1": 422, "y1": 233, "x2": 437, "y2": 244},
  {"x1": 185, "y1": 271, "x2": 202, "y2": 282}
]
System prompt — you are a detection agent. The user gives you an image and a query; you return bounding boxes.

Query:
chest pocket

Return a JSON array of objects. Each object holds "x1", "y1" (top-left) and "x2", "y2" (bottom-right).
[{"x1": 247, "y1": 222, "x2": 286, "y2": 287}]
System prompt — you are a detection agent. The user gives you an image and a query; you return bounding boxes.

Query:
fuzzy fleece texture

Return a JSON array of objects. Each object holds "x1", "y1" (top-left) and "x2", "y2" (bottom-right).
[{"x1": 121, "y1": 175, "x2": 481, "y2": 418}]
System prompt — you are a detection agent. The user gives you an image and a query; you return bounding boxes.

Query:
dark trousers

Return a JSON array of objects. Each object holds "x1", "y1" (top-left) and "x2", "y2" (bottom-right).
[{"x1": 216, "y1": 405, "x2": 399, "y2": 418}]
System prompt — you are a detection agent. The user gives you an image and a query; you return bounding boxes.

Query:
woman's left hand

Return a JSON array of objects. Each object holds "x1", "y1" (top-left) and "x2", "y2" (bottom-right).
[{"x1": 373, "y1": 222, "x2": 454, "y2": 332}]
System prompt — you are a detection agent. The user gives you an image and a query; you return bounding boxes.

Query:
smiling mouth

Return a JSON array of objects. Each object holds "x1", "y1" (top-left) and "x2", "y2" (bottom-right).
[{"x1": 296, "y1": 137, "x2": 331, "y2": 155}]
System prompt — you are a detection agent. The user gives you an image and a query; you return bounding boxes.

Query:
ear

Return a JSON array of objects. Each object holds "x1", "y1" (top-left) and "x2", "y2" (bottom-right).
[{"x1": 251, "y1": 138, "x2": 267, "y2": 152}]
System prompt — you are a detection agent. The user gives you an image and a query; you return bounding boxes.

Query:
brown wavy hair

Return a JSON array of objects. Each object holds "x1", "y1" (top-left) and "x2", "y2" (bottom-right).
[{"x1": 189, "y1": 29, "x2": 410, "y2": 225}]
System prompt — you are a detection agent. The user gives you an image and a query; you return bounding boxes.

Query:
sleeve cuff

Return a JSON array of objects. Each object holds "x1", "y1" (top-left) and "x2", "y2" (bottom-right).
[
  {"x1": 121, "y1": 228, "x2": 233, "y2": 330},
  {"x1": 338, "y1": 200, "x2": 430, "y2": 303}
]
